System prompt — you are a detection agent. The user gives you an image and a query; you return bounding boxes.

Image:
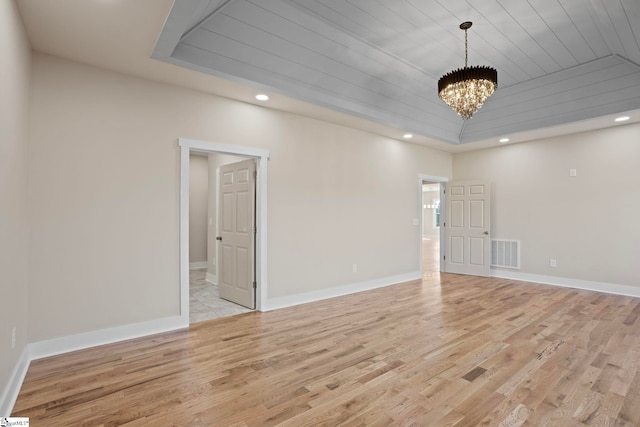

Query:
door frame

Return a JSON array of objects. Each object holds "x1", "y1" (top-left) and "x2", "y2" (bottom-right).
[
  {"x1": 418, "y1": 174, "x2": 448, "y2": 275},
  {"x1": 179, "y1": 138, "x2": 270, "y2": 323}
]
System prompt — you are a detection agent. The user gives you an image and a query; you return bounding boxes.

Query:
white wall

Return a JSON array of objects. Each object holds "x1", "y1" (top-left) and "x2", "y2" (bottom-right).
[
  {"x1": 0, "y1": 0, "x2": 30, "y2": 410},
  {"x1": 453, "y1": 124, "x2": 640, "y2": 288},
  {"x1": 28, "y1": 53, "x2": 452, "y2": 341},
  {"x1": 188, "y1": 154, "x2": 208, "y2": 265}
]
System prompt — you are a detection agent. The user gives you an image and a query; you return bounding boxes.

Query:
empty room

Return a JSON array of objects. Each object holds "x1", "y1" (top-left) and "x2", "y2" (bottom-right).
[{"x1": 2, "y1": 0, "x2": 640, "y2": 425}]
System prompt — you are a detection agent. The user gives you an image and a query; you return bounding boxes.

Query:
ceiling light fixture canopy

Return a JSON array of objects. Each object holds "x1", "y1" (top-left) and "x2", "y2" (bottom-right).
[{"x1": 438, "y1": 21, "x2": 497, "y2": 120}]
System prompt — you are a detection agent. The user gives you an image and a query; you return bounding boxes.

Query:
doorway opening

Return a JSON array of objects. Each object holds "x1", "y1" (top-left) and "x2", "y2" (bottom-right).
[
  {"x1": 422, "y1": 182, "x2": 441, "y2": 277},
  {"x1": 418, "y1": 174, "x2": 447, "y2": 278},
  {"x1": 188, "y1": 152, "x2": 255, "y2": 323},
  {"x1": 179, "y1": 139, "x2": 270, "y2": 327}
]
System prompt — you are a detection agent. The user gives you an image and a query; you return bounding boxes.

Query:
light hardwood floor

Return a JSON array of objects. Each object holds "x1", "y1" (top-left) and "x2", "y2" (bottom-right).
[
  {"x1": 13, "y1": 271, "x2": 640, "y2": 426},
  {"x1": 422, "y1": 237, "x2": 440, "y2": 278}
]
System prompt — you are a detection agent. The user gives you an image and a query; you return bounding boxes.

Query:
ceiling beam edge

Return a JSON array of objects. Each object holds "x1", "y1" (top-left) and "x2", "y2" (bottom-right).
[
  {"x1": 151, "y1": 2, "x2": 210, "y2": 59},
  {"x1": 180, "y1": 0, "x2": 239, "y2": 43}
]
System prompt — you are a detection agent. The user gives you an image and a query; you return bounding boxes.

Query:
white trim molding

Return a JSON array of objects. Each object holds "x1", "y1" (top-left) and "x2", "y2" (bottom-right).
[
  {"x1": 205, "y1": 272, "x2": 217, "y2": 285},
  {"x1": 491, "y1": 269, "x2": 640, "y2": 298},
  {"x1": 419, "y1": 174, "x2": 449, "y2": 183},
  {"x1": 189, "y1": 261, "x2": 208, "y2": 270},
  {"x1": 0, "y1": 346, "x2": 30, "y2": 416},
  {"x1": 1, "y1": 316, "x2": 187, "y2": 415},
  {"x1": 29, "y1": 315, "x2": 187, "y2": 361},
  {"x1": 264, "y1": 271, "x2": 422, "y2": 311}
]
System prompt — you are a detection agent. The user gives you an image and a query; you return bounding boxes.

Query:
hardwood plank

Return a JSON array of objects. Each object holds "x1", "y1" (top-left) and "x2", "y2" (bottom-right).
[{"x1": 12, "y1": 273, "x2": 640, "y2": 425}]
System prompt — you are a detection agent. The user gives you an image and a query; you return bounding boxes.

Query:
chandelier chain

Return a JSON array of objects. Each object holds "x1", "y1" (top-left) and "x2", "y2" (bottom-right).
[{"x1": 464, "y1": 28, "x2": 468, "y2": 68}]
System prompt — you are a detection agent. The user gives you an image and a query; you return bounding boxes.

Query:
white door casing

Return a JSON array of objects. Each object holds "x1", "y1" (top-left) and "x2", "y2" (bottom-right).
[
  {"x1": 217, "y1": 159, "x2": 256, "y2": 309},
  {"x1": 444, "y1": 180, "x2": 491, "y2": 277}
]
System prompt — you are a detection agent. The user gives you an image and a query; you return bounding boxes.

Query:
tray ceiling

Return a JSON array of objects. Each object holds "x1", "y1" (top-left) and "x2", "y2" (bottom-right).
[{"x1": 153, "y1": 0, "x2": 640, "y2": 145}]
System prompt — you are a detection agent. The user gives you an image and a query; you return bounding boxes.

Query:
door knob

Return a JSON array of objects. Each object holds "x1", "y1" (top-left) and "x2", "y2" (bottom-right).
[
  {"x1": 216, "y1": 236, "x2": 222, "y2": 241},
  {"x1": 483, "y1": 231, "x2": 489, "y2": 235}
]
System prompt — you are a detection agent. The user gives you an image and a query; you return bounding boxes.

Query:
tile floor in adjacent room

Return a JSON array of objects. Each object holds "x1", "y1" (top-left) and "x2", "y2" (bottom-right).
[{"x1": 189, "y1": 268, "x2": 253, "y2": 323}]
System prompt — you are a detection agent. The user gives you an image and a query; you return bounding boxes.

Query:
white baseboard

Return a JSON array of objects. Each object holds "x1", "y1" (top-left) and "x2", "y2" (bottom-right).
[
  {"x1": 491, "y1": 269, "x2": 640, "y2": 298},
  {"x1": 0, "y1": 346, "x2": 30, "y2": 416},
  {"x1": 189, "y1": 261, "x2": 208, "y2": 270},
  {"x1": 29, "y1": 315, "x2": 188, "y2": 361},
  {"x1": 1, "y1": 315, "x2": 187, "y2": 415},
  {"x1": 205, "y1": 272, "x2": 217, "y2": 285},
  {"x1": 264, "y1": 271, "x2": 422, "y2": 311}
]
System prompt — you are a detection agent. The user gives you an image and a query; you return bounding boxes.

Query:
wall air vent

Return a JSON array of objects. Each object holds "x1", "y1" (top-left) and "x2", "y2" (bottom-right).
[{"x1": 491, "y1": 239, "x2": 520, "y2": 269}]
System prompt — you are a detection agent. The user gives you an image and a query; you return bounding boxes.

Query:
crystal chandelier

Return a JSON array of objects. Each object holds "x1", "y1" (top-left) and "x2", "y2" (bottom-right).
[{"x1": 438, "y1": 22, "x2": 497, "y2": 120}]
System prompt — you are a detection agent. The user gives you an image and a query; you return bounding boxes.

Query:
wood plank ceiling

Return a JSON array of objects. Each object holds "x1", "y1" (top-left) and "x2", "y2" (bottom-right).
[{"x1": 153, "y1": 0, "x2": 640, "y2": 145}]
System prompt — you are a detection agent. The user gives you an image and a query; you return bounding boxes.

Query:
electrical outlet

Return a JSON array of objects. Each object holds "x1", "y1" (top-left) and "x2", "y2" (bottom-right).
[
  {"x1": 549, "y1": 259, "x2": 557, "y2": 268},
  {"x1": 569, "y1": 169, "x2": 577, "y2": 177},
  {"x1": 352, "y1": 264, "x2": 358, "y2": 273},
  {"x1": 11, "y1": 327, "x2": 16, "y2": 350}
]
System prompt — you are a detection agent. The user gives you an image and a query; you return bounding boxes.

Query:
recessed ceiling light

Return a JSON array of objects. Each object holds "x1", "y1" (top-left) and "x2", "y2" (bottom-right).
[
  {"x1": 614, "y1": 116, "x2": 630, "y2": 122},
  {"x1": 255, "y1": 94, "x2": 269, "y2": 101},
  {"x1": 499, "y1": 138, "x2": 510, "y2": 143},
  {"x1": 403, "y1": 133, "x2": 413, "y2": 139}
]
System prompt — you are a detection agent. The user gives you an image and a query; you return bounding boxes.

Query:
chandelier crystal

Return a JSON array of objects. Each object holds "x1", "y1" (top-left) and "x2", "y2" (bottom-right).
[{"x1": 438, "y1": 22, "x2": 497, "y2": 120}]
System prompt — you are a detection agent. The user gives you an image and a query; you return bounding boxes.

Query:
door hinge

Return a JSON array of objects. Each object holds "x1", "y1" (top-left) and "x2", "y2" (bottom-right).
[
  {"x1": 443, "y1": 222, "x2": 446, "y2": 227},
  {"x1": 444, "y1": 255, "x2": 446, "y2": 260},
  {"x1": 253, "y1": 281, "x2": 257, "y2": 289},
  {"x1": 253, "y1": 170, "x2": 257, "y2": 179}
]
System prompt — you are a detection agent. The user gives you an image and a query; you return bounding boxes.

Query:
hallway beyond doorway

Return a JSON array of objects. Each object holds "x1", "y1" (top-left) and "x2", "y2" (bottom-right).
[{"x1": 422, "y1": 237, "x2": 440, "y2": 279}]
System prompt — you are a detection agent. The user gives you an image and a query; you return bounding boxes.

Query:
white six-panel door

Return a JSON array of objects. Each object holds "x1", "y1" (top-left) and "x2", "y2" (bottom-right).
[
  {"x1": 444, "y1": 181, "x2": 491, "y2": 277},
  {"x1": 217, "y1": 159, "x2": 256, "y2": 309}
]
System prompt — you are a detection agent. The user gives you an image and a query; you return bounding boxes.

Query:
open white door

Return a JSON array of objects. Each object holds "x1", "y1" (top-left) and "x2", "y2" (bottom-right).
[
  {"x1": 444, "y1": 180, "x2": 491, "y2": 277},
  {"x1": 217, "y1": 159, "x2": 256, "y2": 309}
]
